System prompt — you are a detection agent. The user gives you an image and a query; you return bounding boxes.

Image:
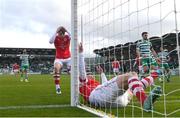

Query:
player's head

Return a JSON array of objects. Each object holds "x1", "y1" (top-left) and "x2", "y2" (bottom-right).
[
  {"x1": 86, "y1": 75, "x2": 96, "y2": 80},
  {"x1": 141, "y1": 32, "x2": 148, "y2": 40},
  {"x1": 57, "y1": 26, "x2": 66, "y2": 36},
  {"x1": 160, "y1": 46, "x2": 163, "y2": 51},
  {"x1": 23, "y1": 49, "x2": 26, "y2": 53}
]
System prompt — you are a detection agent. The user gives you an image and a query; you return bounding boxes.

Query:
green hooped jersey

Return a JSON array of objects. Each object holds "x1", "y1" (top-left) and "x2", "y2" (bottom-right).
[
  {"x1": 158, "y1": 51, "x2": 169, "y2": 63},
  {"x1": 136, "y1": 39, "x2": 153, "y2": 58},
  {"x1": 20, "y1": 54, "x2": 29, "y2": 66}
]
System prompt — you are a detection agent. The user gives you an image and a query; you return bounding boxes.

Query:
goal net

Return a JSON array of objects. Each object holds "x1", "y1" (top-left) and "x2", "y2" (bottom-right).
[{"x1": 71, "y1": 0, "x2": 180, "y2": 117}]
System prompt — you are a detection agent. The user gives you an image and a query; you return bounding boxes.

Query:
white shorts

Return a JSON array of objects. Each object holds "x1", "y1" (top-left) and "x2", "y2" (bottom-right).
[
  {"x1": 54, "y1": 58, "x2": 71, "y2": 67},
  {"x1": 13, "y1": 69, "x2": 19, "y2": 73},
  {"x1": 89, "y1": 76, "x2": 124, "y2": 107},
  {"x1": 113, "y1": 68, "x2": 119, "y2": 73}
]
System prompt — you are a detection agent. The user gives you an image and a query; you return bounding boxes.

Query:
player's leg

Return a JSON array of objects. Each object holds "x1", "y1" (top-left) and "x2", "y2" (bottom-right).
[
  {"x1": 89, "y1": 75, "x2": 129, "y2": 107},
  {"x1": 116, "y1": 68, "x2": 120, "y2": 76},
  {"x1": 143, "y1": 86, "x2": 162, "y2": 111},
  {"x1": 150, "y1": 58, "x2": 162, "y2": 82},
  {"x1": 89, "y1": 72, "x2": 136, "y2": 107},
  {"x1": 128, "y1": 72, "x2": 147, "y2": 105},
  {"x1": 13, "y1": 70, "x2": 18, "y2": 78},
  {"x1": 141, "y1": 58, "x2": 150, "y2": 78},
  {"x1": 157, "y1": 64, "x2": 164, "y2": 82},
  {"x1": 140, "y1": 76, "x2": 154, "y2": 89},
  {"x1": 113, "y1": 68, "x2": 116, "y2": 76},
  {"x1": 164, "y1": 64, "x2": 171, "y2": 82},
  {"x1": 142, "y1": 58, "x2": 150, "y2": 73},
  {"x1": 24, "y1": 65, "x2": 29, "y2": 82},
  {"x1": 15, "y1": 70, "x2": 18, "y2": 78},
  {"x1": 20, "y1": 68, "x2": 24, "y2": 82},
  {"x1": 54, "y1": 59, "x2": 63, "y2": 94},
  {"x1": 127, "y1": 72, "x2": 162, "y2": 111},
  {"x1": 66, "y1": 58, "x2": 71, "y2": 75}
]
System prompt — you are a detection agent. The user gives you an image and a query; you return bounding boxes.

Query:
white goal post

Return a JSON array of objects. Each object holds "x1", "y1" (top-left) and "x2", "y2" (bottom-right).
[{"x1": 71, "y1": 0, "x2": 180, "y2": 117}]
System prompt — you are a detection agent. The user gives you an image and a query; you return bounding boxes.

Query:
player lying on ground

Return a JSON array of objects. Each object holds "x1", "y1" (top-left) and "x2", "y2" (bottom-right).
[
  {"x1": 78, "y1": 43, "x2": 162, "y2": 111},
  {"x1": 96, "y1": 65, "x2": 133, "y2": 107}
]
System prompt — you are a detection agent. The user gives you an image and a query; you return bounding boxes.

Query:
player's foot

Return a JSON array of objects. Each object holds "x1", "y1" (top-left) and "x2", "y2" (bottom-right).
[
  {"x1": 56, "y1": 88, "x2": 61, "y2": 95},
  {"x1": 158, "y1": 78, "x2": 163, "y2": 83},
  {"x1": 127, "y1": 89, "x2": 133, "y2": 103},
  {"x1": 143, "y1": 86, "x2": 162, "y2": 112},
  {"x1": 165, "y1": 74, "x2": 170, "y2": 82},
  {"x1": 25, "y1": 79, "x2": 29, "y2": 82}
]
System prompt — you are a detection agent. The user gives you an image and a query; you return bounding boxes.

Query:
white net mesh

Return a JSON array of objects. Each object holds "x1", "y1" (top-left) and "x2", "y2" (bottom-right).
[{"x1": 76, "y1": 0, "x2": 180, "y2": 117}]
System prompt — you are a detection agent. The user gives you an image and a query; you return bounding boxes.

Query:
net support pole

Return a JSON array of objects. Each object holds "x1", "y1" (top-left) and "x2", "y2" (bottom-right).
[
  {"x1": 173, "y1": 0, "x2": 180, "y2": 75},
  {"x1": 71, "y1": 0, "x2": 79, "y2": 106}
]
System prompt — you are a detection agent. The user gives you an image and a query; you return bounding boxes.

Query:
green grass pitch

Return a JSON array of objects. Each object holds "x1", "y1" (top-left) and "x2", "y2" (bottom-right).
[{"x1": 0, "y1": 74, "x2": 179, "y2": 117}]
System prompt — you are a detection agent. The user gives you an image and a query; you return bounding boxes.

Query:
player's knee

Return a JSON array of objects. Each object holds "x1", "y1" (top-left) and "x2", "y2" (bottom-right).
[
  {"x1": 54, "y1": 66, "x2": 61, "y2": 73},
  {"x1": 67, "y1": 66, "x2": 71, "y2": 74},
  {"x1": 128, "y1": 72, "x2": 138, "y2": 78},
  {"x1": 54, "y1": 63, "x2": 62, "y2": 71},
  {"x1": 53, "y1": 72, "x2": 60, "y2": 79}
]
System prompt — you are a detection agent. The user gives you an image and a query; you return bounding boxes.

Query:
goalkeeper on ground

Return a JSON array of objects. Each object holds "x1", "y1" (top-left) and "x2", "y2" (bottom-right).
[{"x1": 78, "y1": 43, "x2": 162, "y2": 111}]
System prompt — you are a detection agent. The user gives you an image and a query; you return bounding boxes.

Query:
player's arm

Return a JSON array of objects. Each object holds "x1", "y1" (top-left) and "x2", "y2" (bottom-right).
[
  {"x1": 96, "y1": 66, "x2": 108, "y2": 83},
  {"x1": 136, "y1": 43, "x2": 140, "y2": 58},
  {"x1": 20, "y1": 55, "x2": 22, "y2": 60},
  {"x1": 151, "y1": 47, "x2": 158, "y2": 58},
  {"x1": 117, "y1": 61, "x2": 120, "y2": 67},
  {"x1": 150, "y1": 46, "x2": 161, "y2": 63},
  {"x1": 167, "y1": 54, "x2": 171, "y2": 62},
  {"x1": 49, "y1": 27, "x2": 64, "y2": 44},
  {"x1": 49, "y1": 33, "x2": 56, "y2": 44},
  {"x1": 79, "y1": 43, "x2": 87, "y2": 83}
]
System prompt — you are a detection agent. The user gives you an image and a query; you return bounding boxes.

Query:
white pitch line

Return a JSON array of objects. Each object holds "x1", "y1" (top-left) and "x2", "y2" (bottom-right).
[
  {"x1": 0, "y1": 100, "x2": 179, "y2": 110},
  {"x1": 0, "y1": 104, "x2": 70, "y2": 110}
]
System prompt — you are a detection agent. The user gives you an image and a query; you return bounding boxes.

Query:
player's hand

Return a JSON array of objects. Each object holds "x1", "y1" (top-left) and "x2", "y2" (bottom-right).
[
  {"x1": 96, "y1": 66, "x2": 104, "y2": 74},
  {"x1": 56, "y1": 27, "x2": 61, "y2": 33},
  {"x1": 79, "y1": 42, "x2": 83, "y2": 53},
  {"x1": 156, "y1": 58, "x2": 161, "y2": 64},
  {"x1": 56, "y1": 26, "x2": 67, "y2": 33}
]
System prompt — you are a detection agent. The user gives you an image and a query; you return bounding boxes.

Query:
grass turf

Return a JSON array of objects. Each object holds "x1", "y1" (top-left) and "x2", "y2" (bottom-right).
[{"x1": 0, "y1": 74, "x2": 179, "y2": 117}]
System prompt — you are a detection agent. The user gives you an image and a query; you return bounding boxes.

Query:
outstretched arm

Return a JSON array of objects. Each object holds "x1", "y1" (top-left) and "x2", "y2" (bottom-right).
[
  {"x1": 96, "y1": 66, "x2": 108, "y2": 84},
  {"x1": 79, "y1": 43, "x2": 87, "y2": 83}
]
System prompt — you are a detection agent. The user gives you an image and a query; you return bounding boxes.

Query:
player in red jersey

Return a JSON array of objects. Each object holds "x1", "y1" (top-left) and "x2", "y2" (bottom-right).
[
  {"x1": 112, "y1": 58, "x2": 120, "y2": 76},
  {"x1": 12, "y1": 63, "x2": 20, "y2": 78},
  {"x1": 49, "y1": 26, "x2": 71, "y2": 94},
  {"x1": 78, "y1": 43, "x2": 162, "y2": 111}
]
